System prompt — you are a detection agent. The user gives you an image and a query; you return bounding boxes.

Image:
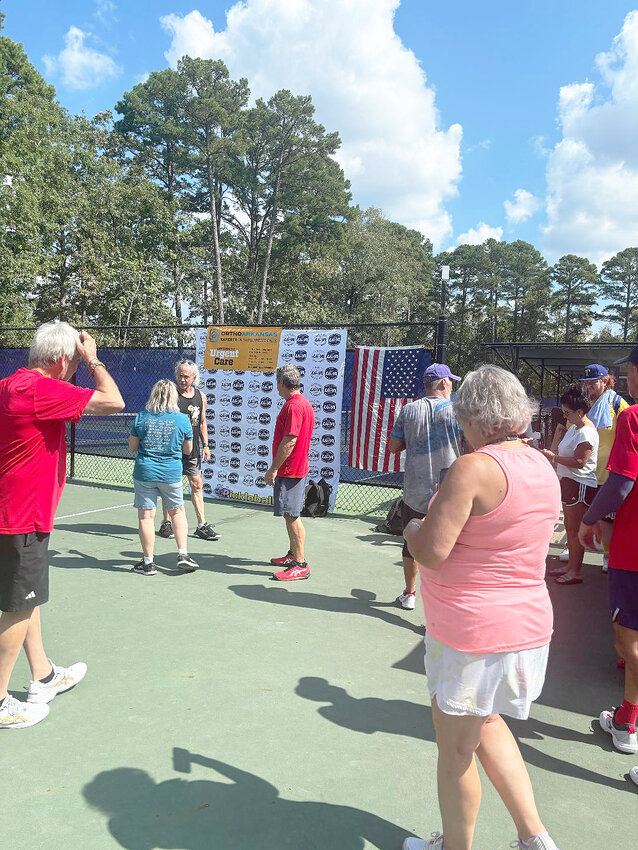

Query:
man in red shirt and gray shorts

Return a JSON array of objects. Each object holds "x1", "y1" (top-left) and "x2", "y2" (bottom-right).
[
  {"x1": 0, "y1": 322, "x2": 124, "y2": 728},
  {"x1": 579, "y1": 343, "x2": 638, "y2": 759},
  {"x1": 266, "y1": 364, "x2": 315, "y2": 581}
]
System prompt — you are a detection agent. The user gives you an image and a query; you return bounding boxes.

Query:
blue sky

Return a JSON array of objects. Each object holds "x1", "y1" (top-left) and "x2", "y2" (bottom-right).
[{"x1": 5, "y1": 0, "x2": 638, "y2": 264}]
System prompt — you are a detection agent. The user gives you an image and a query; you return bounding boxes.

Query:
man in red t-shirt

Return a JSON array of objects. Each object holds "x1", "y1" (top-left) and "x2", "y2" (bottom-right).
[
  {"x1": 266, "y1": 364, "x2": 315, "y2": 581},
  {"x1": 0, "y1": 322, "x2": 124, "y2": 729},
  {"x1": 579, "y1": 344, "x2": 638, "y2": 756}
]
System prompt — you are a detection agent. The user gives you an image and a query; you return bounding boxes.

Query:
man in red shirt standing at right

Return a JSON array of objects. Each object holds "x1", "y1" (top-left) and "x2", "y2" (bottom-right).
[
  {"x1": 579, "y1": 344, "x2": 638, "y2": 758},
  {"x1": 266, "y1": 364, "x2": 315, "y2": 581}
]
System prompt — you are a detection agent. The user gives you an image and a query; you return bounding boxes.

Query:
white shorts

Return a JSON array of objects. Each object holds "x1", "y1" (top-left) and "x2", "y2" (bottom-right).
[{"x1": 424, "y1": 634, "x2": 549, "y2": 720}]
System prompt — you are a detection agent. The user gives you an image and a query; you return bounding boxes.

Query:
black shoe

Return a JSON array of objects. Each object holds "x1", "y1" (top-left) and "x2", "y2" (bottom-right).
[
  {"x1": 194, "y1": 523, "x2": 221, "y2": 541},
  {"x1": 176, "y1": 554, "x2": 198, "y2": 572},
  {"x1": 158, "y1": 521, "x2": 174, "y2": 539},
  {"x1": 132, "y1": 559, "x2": 157, "y2": 576}
]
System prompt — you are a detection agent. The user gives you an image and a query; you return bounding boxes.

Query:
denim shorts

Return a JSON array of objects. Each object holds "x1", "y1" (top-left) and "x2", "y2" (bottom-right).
[
  {"x1": 273, "y1": 476, "x2": 307, "y2": 518},
  {"x1": 133, "y1": 479, "x2": 184, "y2": 511}
]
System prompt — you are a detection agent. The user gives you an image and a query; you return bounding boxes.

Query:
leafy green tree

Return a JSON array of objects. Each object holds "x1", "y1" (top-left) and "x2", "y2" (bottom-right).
[
  {"x1": 599, "y1": 248, "x2": 638, "y2": 341},
  {"x1": 178, "y1": 57, "x2": 249, "y2": 324},
  {"x1": 550, "y1": 254, "x2": 599, "y2": 341},
  {"x1": 500, "y1": 240, "x2": 550, "y2": 342}
]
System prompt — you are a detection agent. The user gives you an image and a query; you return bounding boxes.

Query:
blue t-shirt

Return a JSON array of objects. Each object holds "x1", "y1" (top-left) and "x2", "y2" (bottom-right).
[{"x1": 131, "y1": 411, "x2": 193, "y2": 483}]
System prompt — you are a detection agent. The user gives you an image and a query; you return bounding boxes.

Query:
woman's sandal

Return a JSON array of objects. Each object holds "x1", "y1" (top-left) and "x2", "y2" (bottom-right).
[{"x1": 554, "y1": 574, "x2": 583, "y2": 585}]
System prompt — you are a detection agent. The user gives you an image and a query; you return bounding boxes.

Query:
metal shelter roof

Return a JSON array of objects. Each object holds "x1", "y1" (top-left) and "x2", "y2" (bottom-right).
[{"x1": 484, "y1": 341, "x2": 636, "y2": 374}]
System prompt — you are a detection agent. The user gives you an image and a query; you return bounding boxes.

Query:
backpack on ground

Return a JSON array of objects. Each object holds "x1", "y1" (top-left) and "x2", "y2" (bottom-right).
[
  {"x1": 374, "y1": 496, "x2": 404, "y2": 535},
  {"x1": 301, "y1": 478, "x2": 331, "y2": 518}
]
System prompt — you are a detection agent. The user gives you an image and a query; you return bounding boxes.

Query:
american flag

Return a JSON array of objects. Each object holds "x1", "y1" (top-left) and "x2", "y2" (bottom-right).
[{"x1": 349, "y1": 346, "x2": 430, "y2": 472}]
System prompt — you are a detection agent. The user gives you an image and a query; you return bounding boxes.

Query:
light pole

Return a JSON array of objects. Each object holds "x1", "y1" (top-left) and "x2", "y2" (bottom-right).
[{"x1": 436, "y1": 265, "x2": 450, "y2": 364}]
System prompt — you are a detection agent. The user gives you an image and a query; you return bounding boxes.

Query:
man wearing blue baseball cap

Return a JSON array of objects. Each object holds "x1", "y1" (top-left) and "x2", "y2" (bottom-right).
[
  {"x1": 579, "y1": 345, "x2": 638, "y2": 759},
  {"x1": 388, "y1": 363, "x2": 463, "y2": 610},
  {"x1": 575, "y1": 363, "x2": 629, "y2": 571}
]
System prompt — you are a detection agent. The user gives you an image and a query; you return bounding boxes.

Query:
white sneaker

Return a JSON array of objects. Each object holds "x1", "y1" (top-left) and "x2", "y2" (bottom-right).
[
  {"x1": 599, "y1": 708, "x2": 638, "y2": 754},
  {"x1": 397, "y1": 592, "x2": 416, "y2": 610},
  {"x1": 27, "y1": 660, "x2": 87, "y2": 704},
  {"x1": 630, "y1": 766, "x2": 638, "y2": 786},
  {"x1": 510, "y1": 832, "x2": 560, "y2": 849},
  {"x1": 557, "y1": 549, "x2": 569, "y2": 562},
  {"x1": 403, "y1": 834, "x2": 443, "y2": 849},
  {"x1": 0, "y1": 694, "x2": 50, "y2": 728}
]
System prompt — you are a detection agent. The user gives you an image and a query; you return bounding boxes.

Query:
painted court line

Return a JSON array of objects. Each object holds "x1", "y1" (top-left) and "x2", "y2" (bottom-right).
[{"x1": 57, "y1": 503, "x2": 133, "y2": 520}]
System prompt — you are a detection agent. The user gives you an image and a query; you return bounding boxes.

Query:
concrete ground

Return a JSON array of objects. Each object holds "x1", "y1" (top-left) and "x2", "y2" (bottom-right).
[{"x1": 3, "y1": 482, "x2": 637, "y2": 849}]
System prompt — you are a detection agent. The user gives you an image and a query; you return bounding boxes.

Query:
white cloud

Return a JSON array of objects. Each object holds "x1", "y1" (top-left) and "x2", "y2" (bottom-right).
[
  {"x1": 159, "y1": 1, "x2": 462, "y2": 247},
  {"x1": 456, "y1": 222, "x2": 503, "y2": 245},
  {"x1": 543, "y1": 11, "x2": 638, "y2": 264},
  {"x1": 94, "y1": 1, "x2": 118, "y2": 27},
  {"x1": 43, "y1": 26, "x2": 122, "y2": 90},
  {"x1": 504, "y1": 189, "x2": 541, "y2": 225}
]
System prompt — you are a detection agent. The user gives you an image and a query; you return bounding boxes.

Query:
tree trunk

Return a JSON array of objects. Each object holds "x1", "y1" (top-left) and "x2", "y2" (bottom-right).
[
  {"x1": 206, "y1": 139, "x2": 225, "y2": 325},
  {"x1": 256, "y1": 161, "x2": 282, "y2": 325}
]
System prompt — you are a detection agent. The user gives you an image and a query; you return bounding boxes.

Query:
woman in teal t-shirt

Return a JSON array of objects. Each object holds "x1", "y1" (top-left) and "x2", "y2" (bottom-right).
[{"x1": 129, "y1": 379, "x2": 198, "y2": 575}]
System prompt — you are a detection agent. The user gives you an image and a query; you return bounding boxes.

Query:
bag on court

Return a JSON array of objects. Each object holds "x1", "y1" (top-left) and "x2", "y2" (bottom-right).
[
  {"x1": 301, "y1": 478, "x2": 331, "y2": 518},
  {"x1": 375, "y1": 496, "x2": 404, "y2": 535}
]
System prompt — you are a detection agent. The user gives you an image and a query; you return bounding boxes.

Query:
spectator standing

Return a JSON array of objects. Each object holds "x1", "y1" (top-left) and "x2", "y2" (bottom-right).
[
  {"x1": 388, "y1": 364, "x2": 463, "y2": 610},
  {"x1": 266, "y1": 365, "x2": 315, "y2": 581},
  {"x1": 403, "y1": 365, "x2": 561, "y2": 850},
  {"x1": 158, "y1": 359, "x2": 220, "y2": 542},
  {"x1": 129, "y1": 380, "x2": 198, "y2": 575},
  {"x1": 542, "y1": 386, "x2": 598, "y2": 585},
  {"x1": 579, "y1": 345, "x2": 638, "y2": 758},
  {"x1": 0, "y1": 323, "x2": 124, "y2": 729},
  {"x1": 578, "y1": 363, "x2": 629, "y2": 572}
]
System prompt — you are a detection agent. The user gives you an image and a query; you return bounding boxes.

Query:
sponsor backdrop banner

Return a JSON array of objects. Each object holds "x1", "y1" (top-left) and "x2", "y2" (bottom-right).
[{"x1": 195, "y1": 327, "x2": 347, "y2": 512}]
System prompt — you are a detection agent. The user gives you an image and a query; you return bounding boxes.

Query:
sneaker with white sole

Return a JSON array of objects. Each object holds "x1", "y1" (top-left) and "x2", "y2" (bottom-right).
[
  {"x1": 557, "y1": 548, "x2": 569, "y2": 562},
  {"x1": 510, "y1": 832, "x2": 560, "y2": 849},
  {"x1": 177, "y1": 553, "x2": 198, "y2": 572},
  {"x1": 630, "y1": 765, "x2": 638, "y2": 786},
  {"x1": 397, "y1": 591, "x2": 416, "y2": 610},
  {"x1": 599, "y1": 708, "x2": 638, "y2": 754},
  {"x1": 194, "y1": 523, "x2": 221, "y2": 541},
  {"x1": 132, "y1": 559, "x2": 157, "y2": 576},
  {"x1": 27, "y1": 660, "x2": 87, "y2": 704},
  {"x1": 158, "y1": 520, "x2": 174, "y2": 539},
  {"x1": 403, "y1": 833, "x2": 444, "y2": 849},
  {"x1": 0, "y1": 694, "x2": 50, "y2": 728}
]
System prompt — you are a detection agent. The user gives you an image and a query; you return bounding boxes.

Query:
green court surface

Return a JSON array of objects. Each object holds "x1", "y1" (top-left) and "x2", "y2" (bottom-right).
[{"x1": 3, "y1": 482, "x2": 637, "y2": 849}]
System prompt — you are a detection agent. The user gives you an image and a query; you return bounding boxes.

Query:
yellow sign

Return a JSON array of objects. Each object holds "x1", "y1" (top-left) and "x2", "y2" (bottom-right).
[{"x1": 203, "y1": 326, "x2": 282, "y2": 371}]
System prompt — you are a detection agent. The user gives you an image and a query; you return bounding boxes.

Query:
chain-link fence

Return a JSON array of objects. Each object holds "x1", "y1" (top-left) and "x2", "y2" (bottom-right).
[{"x1": 0, "y1": 323, "x2": 438, "y2": 517}]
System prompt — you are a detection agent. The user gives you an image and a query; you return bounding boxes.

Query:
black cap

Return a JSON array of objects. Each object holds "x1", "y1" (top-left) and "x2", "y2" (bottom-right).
[{"x1": 613, "y1": 344, "x2": 638, "y2": 366}]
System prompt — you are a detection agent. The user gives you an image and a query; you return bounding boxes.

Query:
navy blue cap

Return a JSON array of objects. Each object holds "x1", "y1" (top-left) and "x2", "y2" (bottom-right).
[
  {"x1": 613, "y1": 345, "x2": 638, "y2": 366},
  {"x1": 579, "y1": 363, "x2": 608, "y2": 381}
]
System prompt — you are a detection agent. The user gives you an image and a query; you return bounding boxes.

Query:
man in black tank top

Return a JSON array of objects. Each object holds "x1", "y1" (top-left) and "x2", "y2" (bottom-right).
[{"x1": 158, "y1": 359, "x2": 220, "y2": 542}]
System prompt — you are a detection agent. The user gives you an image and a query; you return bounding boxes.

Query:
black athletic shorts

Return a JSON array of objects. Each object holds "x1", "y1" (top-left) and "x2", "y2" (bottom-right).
[
  {"x1": 401, "y1": 502, "x2": 426, "y2": 559},
  {"x1": 0, "y1": 532, "x2": 50, "y2": 612},
  {"x1": 182, "y1": 455, "x2": 201, "y2": 478}
]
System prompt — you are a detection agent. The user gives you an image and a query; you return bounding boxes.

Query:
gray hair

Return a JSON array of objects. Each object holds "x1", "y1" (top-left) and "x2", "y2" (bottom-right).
[
  {"x1": 277, "y1": 364, "x2": 301, "y2": 389},
  {"x1": 453, "y1": 364, "x2": 537, "y2": 439},
  {"x1": 146, "y1": 379, "x2": 180, "y2": 413},
  {"x1": 174, "y1": 358, "x2": 200, "y2": 385},
  {"x1": 28, "y1": 321, "x2": 79, "y2": 367}
]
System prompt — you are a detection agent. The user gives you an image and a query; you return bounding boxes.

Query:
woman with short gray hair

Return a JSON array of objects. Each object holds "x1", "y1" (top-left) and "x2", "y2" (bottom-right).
[
  {"x1": 128, "y1": 379, "x2": 199, "y2": 575},
  {"x1": 403, "y1": 365, "x2": 562, "y2": 850}
]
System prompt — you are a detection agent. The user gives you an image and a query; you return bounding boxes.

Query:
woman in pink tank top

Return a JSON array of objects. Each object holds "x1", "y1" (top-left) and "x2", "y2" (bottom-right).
[{"x1": 402, "y1": 366, "x2": 561, "y2": 850}]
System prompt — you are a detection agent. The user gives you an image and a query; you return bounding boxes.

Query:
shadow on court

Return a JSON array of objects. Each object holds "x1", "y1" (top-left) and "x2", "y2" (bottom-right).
[
  {"x1": 227, "y1": 585, "x2": 423, "y2": 634},
  {"x1": 83, "y1": 752, "x2": 410, "y2": 850},
  {"x1": 296, "y1": 676, "x2": 435, "y2": 741}
]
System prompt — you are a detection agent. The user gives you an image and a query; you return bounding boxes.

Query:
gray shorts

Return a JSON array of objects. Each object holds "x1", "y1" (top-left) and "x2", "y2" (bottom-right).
[
  {"x1": 273, "y1": 476, "x2": 307, "y2": 518},
  {"x1": 182, "y1": 456, "x2": 201, "y2": 478},
  {"x1": 0, "y1": 532, "x2": 50, "y2": 612},
  {"x1": 133, "y1": 479, "x2": 184, "y2": 511}
]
